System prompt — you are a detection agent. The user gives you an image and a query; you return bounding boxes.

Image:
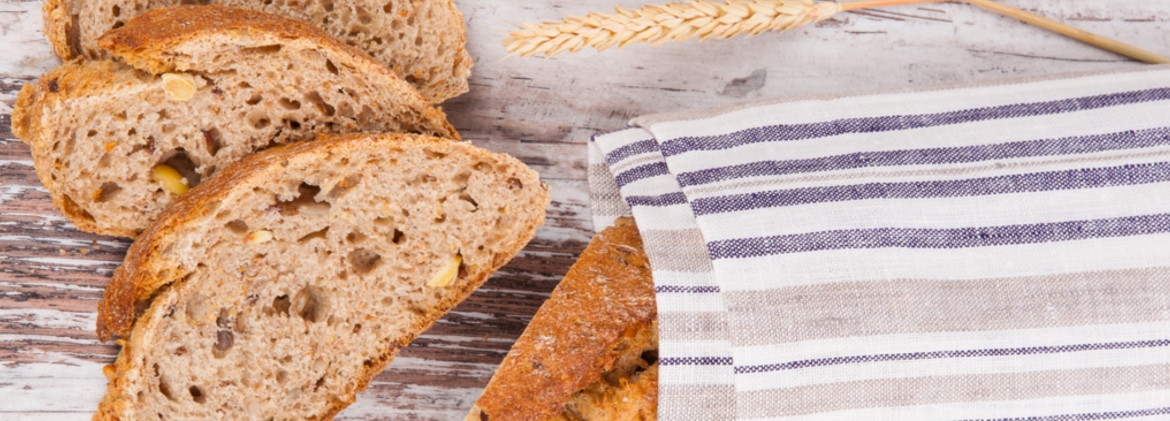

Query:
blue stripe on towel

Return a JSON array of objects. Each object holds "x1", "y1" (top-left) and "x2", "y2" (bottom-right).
[
  {"x1": 691, "y1": 161, "x2": 1170, "y2": 216},
  {"x1": 675, "y1": 127, "x2": 1170, "y2": 187},
  {"x1": 707, "y1": 212, "x2": 1170, "y2": 259},
  {"x1": 660, "y1": 87, "x2": 1170, "y2": 157},
  {"x1": 735, "y1": 339, "x2": 1170, "y2": 374}
]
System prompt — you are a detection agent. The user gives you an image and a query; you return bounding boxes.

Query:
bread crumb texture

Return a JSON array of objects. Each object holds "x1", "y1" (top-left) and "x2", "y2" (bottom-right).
[
  {"x1": 59, "y1": 0, "x2": 471, "y2": 102},
  {"x1": 15, "y1": 6, "x2": 458, "y2": 237},
  {"x1": 94, "y1": 133, "x2": 550, "y2": 421}
]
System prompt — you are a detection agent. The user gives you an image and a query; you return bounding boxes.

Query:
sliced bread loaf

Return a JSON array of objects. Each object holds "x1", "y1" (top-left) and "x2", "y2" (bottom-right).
[
  {"x1": 467, "y1": 218, "x2": 659, "y2": 421},
  {"x1": 43, "y1": 0, "x2": 471, "y2": 102},
  {"x1": 14, "y1": 6, "x2": 458, "y2": 238},
  {"x1": 94, "y1": 132, "x2": 550, "y2": 420}
]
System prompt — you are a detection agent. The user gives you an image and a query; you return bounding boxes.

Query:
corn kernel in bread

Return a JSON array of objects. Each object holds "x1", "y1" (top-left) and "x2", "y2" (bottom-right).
[
  {"x1": 13, "y1": 6, "x2": 458, "y2": 238},
  {"x1": 94, "y1": 133, "x2": 550, "y2": 421}
]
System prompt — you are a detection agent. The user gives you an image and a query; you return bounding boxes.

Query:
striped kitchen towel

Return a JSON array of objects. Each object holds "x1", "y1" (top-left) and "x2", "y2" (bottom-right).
[{"x1": 590, "y1": 65, "x2": 1170, "y2": 421}]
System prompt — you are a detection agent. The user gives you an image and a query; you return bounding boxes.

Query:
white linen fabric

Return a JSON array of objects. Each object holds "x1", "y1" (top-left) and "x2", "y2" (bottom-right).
[{"x1": 589, "y1": 66, "x2": 1170, "y2": 421}]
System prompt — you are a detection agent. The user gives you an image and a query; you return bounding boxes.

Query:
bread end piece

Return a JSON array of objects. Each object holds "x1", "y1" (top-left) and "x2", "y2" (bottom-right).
[
  {"x1": 471, "y1": 218, "x2": 657, "y2": 421},
  {"x1": 42, "y1": 0, "x2": 79, "y2": 59}
]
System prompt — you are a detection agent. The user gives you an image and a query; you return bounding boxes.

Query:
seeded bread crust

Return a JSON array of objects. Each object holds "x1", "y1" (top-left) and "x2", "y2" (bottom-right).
[
  {"x1": 46, "y1": 0, "x2": 470, "y2": 102},
  {"x1": 94, "y1": 133, "x2": 550, "y2": 421},
  {"x1": 14, "y1": 6, "x2": 460, "y2": 238},
  {"x1": 467, "y1": 218, "x2": 657, "y2": 421}
]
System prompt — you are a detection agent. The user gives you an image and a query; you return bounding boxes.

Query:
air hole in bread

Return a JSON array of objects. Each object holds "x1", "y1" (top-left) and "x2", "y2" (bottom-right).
[
  {"x1": 111, "y1": 4, "x2": 120, "y2": 16},
  {"x1": 392, "y1": 229, "x2": 405, "y2": 244},
  {"x1": 188, "y1": 385, "x2": 205, "y2": 403},
  {"x1": 214, "y1": 330, "x2": 234, "y2": 358},
  {"x1": 356, "y1": 6, "x2": 373, "y2": 24},
  {"x1": 161, "y1": 149, "x2": 202, "y2": 188},
  {"x1": 112, "y1": 21, "x2": 124, "y2": 30},
  {"x1": 277, "y1": 183, "x2": 329, "y2": 216},
  {"x1": 249, "y1": 114, "x2": 272, "y2": 130},
  {"x1": 285, "y1": 119, "x2": 302, "y2": 130},
  {"x1": 243, "y1": 45, "x2": 283, "y2": 55},
  {"x1": 324, "y1": 60, "x2": 339, "y2": 75},
  {"x1": 298, "y1": 228, "x2": 329, "y2": 243},
  {"x1": 86, "y1": 129, "x2": 98, "y2": 138},
  {"x1": 272, "y1": 295, "x2": 291, "y2": 316},
  {"x1": 314, "y1": 376, "x2": 327, "y2": 391},
  {"x1": 345, "y1": 231, "x2": 366, "y2": 243},
  {"x1": 158, "y1": 378, "x2": 175, "y2": 401},
  {"x1": 506, "y1": 177, "x2": 523, "y2": 190},
  {"x1": 95, "y1": 182, "x2": 122, "y2": 203},
  {"x1": 374, "y1": 217, "x2": 392, "y2": 226},
  {"x1": 293, "y1": 286, "x2": 328, "y2": 323},
  {"x1": 358, "y1": 105, "x2": 376, "y2": 126},
  {"x1": 459, "y1": 193, "x2": 478, "y2": 211},
  {"x1": 391, "y1": 19, "x2": 404, "y2": 31},
  {"x1": 322, "y1": 0, "x2": 334, "y2": 12},
  {"x1": 246, "y1": 93, "x2": 262, "y2": 106},
  {"x1": 304, "y1": 91, "x2": 335, "y2": 116},
  {"x1": 348, "y1": 249, "x2": 381, "y2": 274},
  {"x1": 414, "y1": 36, "x2": 423, "y2": 47},
  {"x1": 278, "y1": 98, "x2": 301, "y2": 110},
  {"x1": 202, "y1": 128, "x2": 222, "y2": 156},
  {"x1": 423, "y1": 149, "x2": 447, "y2": 159},
  {"x1": 225, "y1": 219, "x2": 249, "y2": 234},
  {"x1": 474, "y1": 162, "x2": 493, "y2": 172},
  {"x1": 453, "y1": 171, "x2": 470, "y2": 186},
  {"x1": 276, "y1": 370, "x2": 288, "y2": 384}
]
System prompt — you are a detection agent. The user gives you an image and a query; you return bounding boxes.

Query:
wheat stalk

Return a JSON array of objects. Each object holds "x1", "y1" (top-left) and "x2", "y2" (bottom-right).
[
  {"x1": 503, "y1": 0, "x2": 953, "y2": 58},
  {"x1": 503, "y1": 0, "x2": 845, "y2": 58}
]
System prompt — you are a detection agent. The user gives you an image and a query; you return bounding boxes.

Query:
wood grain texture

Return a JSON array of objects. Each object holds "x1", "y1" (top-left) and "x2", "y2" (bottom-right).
[{"x1": 2, "y1": 0, "x2": 1169, "y2": 419}]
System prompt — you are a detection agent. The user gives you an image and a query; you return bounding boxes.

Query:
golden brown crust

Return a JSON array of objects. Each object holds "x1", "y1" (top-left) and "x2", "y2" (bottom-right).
[
  {"x1": 470, "y1": 218, "x2": 656, "y2": 421},
  {"x1": 99, "y1": 6, "x2": 348, "y2": 74}
]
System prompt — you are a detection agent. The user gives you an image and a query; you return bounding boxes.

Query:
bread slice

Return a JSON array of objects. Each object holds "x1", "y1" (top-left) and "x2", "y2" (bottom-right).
[
  {"x1": 467, "y1": 218, "x2": 659, "y2": 421},
  {"x1": 93, "y1": 132, "x2": 550, "y2": 421},
  {"x1": 13, "y1": 6, "x2": 459, "y2": 238},
  {"x1": 43, "y1": 0, "x2": 471, "y2": 103}
]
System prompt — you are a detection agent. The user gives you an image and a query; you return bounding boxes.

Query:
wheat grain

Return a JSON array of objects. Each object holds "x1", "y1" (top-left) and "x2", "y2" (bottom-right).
[{"x1": 503, "y1": 0, "x2": 842, "y2": 57}]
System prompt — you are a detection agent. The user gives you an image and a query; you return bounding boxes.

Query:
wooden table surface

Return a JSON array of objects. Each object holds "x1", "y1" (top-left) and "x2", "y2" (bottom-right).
[{"x1": 2, "y1": 0, "x2": 1169, "y2": 419}]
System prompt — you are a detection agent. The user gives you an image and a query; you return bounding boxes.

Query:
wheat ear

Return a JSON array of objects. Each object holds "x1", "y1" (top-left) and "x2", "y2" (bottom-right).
[
  {"x1": 502, "y1": 0, "x2": 952, "y2": 57},
  {"x1": 503, "y1": 0, "x2": 846, "y2": 58}
]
